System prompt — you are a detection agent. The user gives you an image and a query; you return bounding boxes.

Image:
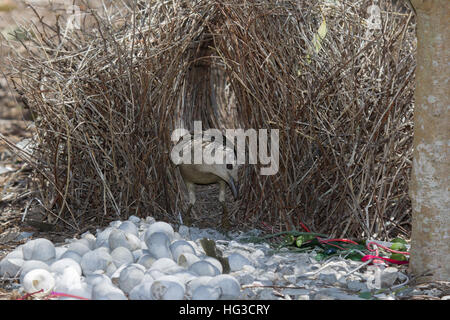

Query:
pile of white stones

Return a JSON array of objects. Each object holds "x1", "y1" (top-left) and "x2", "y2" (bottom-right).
[
  {"x1": 0, "y1": 216, "x2": 242, "y2": 300},
  {"x1": 0, "y1": 215, "x2": 412, "y2": 300}
]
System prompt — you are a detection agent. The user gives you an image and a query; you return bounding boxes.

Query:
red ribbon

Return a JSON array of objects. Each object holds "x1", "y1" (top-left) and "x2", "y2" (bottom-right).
[{"x1": 362, "y1": 254, "x2": 409, "y2": 265}]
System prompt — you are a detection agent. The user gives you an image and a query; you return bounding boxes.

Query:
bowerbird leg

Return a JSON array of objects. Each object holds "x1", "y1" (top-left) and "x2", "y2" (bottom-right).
[
  {"x1": 183, "y1": 182, "x2": 196, "y2": 226},
  {"x1": 219, "y1": 180, "x2": 230, "y2": 230}
]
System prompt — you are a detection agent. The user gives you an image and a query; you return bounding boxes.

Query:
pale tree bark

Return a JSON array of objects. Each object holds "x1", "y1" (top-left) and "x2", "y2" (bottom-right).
[{"x1": 409, "y1": 0, "x2": 449, "y2": 282}]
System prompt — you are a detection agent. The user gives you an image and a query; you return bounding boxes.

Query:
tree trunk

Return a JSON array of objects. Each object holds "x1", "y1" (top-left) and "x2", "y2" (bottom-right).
[{"x1": 409, "y1": 0, "x2": 449, "y2": 282}]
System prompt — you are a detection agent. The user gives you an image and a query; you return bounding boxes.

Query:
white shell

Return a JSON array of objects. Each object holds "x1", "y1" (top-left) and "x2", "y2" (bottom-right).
[
  {"x1": 22, "y1": 238, "x2": 56, "y2": 262},
  {"x1": 20, "y1": 260, "x2": 50, "y2": 283},
  {"x1": 95, "y1": 227, "x2": 114, "y2": 248},
  {"x1": 189, "y1": 260, "x2": 220, "y2": 277},
  {"x1": 146, "y1": 269, "x2": 165, "y2": 280},
  {"x1": 204, "y1": 257, "x2": 223, "y2": 274},
  {"x1": 0, "y1": 251, "x2": 24, "y2": 277},
  {"x1": 85, "y1": 272, "x2": 112, "y2": 287},
  {"x1": 228, "y1": 252, "x2": 252, "y2": 272},
  {"x1": 145, "y1": 232, "x2": 172, "y2": 259},
  {"x1": 177, "y1": 252, "x2": 200, "y2": 268},
  {"x1": 108, "y1": 229, "x2": 141, "y2": 251},
  {"x1": 118, "y1": 264, "x2": 146, "y2": 294},
  {"x1": 81, "y1": 232, "x2": 97, "y2": 250},
  {"x1": 186, "y1": 276, "x2": 214, "y2": 296},
  {"x1": 92, "y1": 282, "x2": 127, "y2": 300},
  {"x1": 67, "y1": 241, "x2": 91, "y2": 257},
  {"x1": 50, "y1": 258, "x2": 82, "y2": 276},
  {"x1": 149, "y1": 257, "x2": 177, "y2": 271},
  {"x1": 60, "y1": 251, "x2": 82, "y2": 264},
  {"x1": 129, "y1": 281, "x2": 154, "y2": 300},
  {"x1": 128, "y1": 215, "x2": 141, "y2": 225},
  {"x1": 111, "y1": 246, "x2": 135, "y2": 267},
  {"x1": 80, "y1": 248, "x2": 113, "y2": 275},
  {"x1": 192, "y1": 285, "x2": 221, "y2": 300},
  {"x1": 137, "y1": 254, "x2": 156, "y2": 269},
  {"x1": 208, "y1": 274, "x2": 241, "y2": 299},
  {"x1": 23, "y1": 269, "x2": 55, "y2": 297},
  {"x1": 169, "y1": 240, "x2": 195, "y2": 262},
  {"x1": 118, "y1": 221, "x2": 139, "y2": 236},
  {"x1": 151, "y1": 275, "x2": 185, "y2": 300},
  {"x1": 145, "y1": 221, "x2": 175, "y2": 242},
  {"x1": 53, "y1": 267, "x2": 91, "y2": 300},
  {"x1": 170, "y1": 271, "x2": 198, "y2": 284}
]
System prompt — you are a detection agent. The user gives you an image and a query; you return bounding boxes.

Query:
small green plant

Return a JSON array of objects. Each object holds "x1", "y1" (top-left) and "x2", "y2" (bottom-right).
[{"x1": 0, "y1": 2, "x2": 16, "y2": 12}]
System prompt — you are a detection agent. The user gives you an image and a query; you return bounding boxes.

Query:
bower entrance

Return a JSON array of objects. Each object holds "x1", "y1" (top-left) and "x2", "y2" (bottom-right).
[{"x1": 174, "y1": 32, "x2": 240, "y2": 228}]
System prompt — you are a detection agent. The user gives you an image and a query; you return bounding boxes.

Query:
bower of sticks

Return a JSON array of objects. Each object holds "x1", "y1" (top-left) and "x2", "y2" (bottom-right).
[{"x1": 2, "y1": 0, "x2": 416, "y2": 240}]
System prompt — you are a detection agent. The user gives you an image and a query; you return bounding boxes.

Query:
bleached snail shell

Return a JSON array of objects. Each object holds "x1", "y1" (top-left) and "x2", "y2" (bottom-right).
[
  {"x1": 129, "y1": 280, "x2": 154, "y2": 300},
  {"x1": 60, "y1": 251, "x2": 82, "y2": 264},
  {"x1": 192, "y1": 285, "x2": 221, "y2": 300},
  {"x1": 0, "y1": 250, "x2": 24, "y2": 277},
  {"x1": 146, "y1": 268, "x2": 165, "y2": 280},
  {"x1": 188, "y1": 260, "x2": 221, "y2": 277},
  {"x1": 118, "y1": 264, "x2": 146, "y2": 294},
  {"x1": 118, "y1": 221, "x2": 139, "y2": 236},
  {"x1": 204, "y1": 256, "x2": 223, "y2": 274},
  {"x1": 131, "y1": 249, "x2": 145, "y2": 261},
  {"x1": 80, "y1": 248, "x2": 113, "y2": 275},
  {"x1": 55, "y1": 247, "x2": 68, "y2": 260},
  {"x1": 92, "y1": 282, "x2": 127, "y2": 300},
  {"x1": 80, "y1": 232, "x2": 97, "y2": 250},
  {"x1": 228, "y1": 252, "x2": 253, "y2": 272},
  {"x1": 95, "y1": 227, "x2": 114, "y2": 248},
  {"x1": 23, "y1": 269, "x2": 55, "y2": 297},
  {"x1": 145, "y1": 232, "x2": 172, "y2": 260},
  {"x1": 67, "y1": 241, "x2": 91, "y2": 257},
  {"x1": 105, "y1": 261, "x2": 118, "y2": 277},
  {"x1": 169, "y1": 240, "x2": 195, "y2": 262},
  {"x1": 0, "y1": 258, "x2": 23, "y2": 277},
  {"x1": 136, "y1": 254, "x2": 156, "y2": 269},
  {"x1": 22, "y1": 238, "x2": 56, "y2": 262},
  {"x1": 111, "y1": 246, "x2": 135, "y2": 268},
  {"x1": 127, "y1": 215, "x2": 141, "y2": 225},
  {"x1": 19, "y1": 260, "x2": 51, "y2": 283},
  {"x1": 186, "y1": 276, "x2": 213, "y2": 296},
  {"x1": 144, "y1": 221, "x2": 175, "y2": 242},
  {"x1": 85, "y1": 272, "x2": 113, "y2": 287},
  {"x1": 50, "y1": 258, "x2": 82, "y2": 276},
  {"x1": 149, "y1": 258, "x2": 178, "y2": 273},
  {"x1": 177, "y1": 252, "x2": 200, "y2": 268},
  {"x1": 208, "y1": 274, "x2": 241, "y2": 299},
  {"x1": 151, "y1": 275, "x2": 185, "y2": 300},
  {"x1": 53, "y1": 267, "x2": 91, "y2": 300},
  {"x1": 108, "y1": 228, "x2": 141, "y2": 252},
  {"x1": 170, "y1": 271, "x2": 198, "y2": 284}
]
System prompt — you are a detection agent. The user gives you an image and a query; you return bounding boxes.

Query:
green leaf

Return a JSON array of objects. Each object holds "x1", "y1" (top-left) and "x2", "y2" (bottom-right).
[
  {"x1": 390, "y1": 242, "x2": 407, "y2": 251},
  {"x1": 295, "y1": 236, "x2": 303, "y2": 247},
  {"x1": 392, "y1": 237, "x2": 407, "y2": 244},
  {"x1": 284, "y1": 234, "x2": 295, "y2": 246},
  {"x1": 314, "y1": 253, "x2": 326, "y2": 261},
  {"x1": 390, "y1": 253, "x2": 407, "y2": 261},
  {"x1": 346, "y1": 251, "x2": 364, "y2": 261},
  {"x1": 359, "y1": 291, "x2": 373, "y2": 300},
  {"x1": 312, "y1": 17, "x2": 327, "y2": 54},
  {"x1": 317, "y1": 18, "x2": 327, "y2": 40}
]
